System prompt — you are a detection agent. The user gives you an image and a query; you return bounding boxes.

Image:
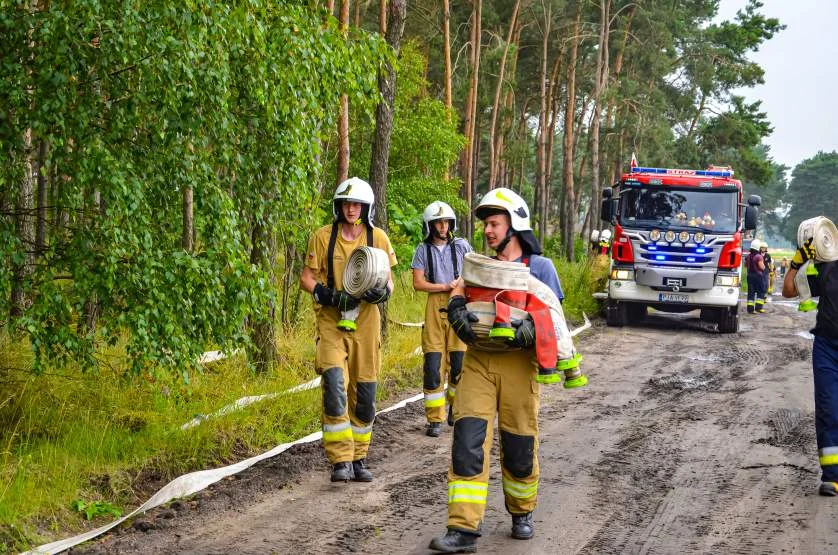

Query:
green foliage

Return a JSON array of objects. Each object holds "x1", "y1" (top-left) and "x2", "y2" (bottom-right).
[
  {"x1": 70, "y1": 500, "x2": 121, "y2": 521},
  {"x1": 780, "y1": 151, "x2": 838, "y2": 245},
  {"x1": 0, "y1": 2, "x2": 386, "y2": 376}
]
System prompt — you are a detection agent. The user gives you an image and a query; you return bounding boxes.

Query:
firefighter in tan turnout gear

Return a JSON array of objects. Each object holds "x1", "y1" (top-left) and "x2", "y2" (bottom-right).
[
  {"x1": 300, "y1": 177, "x2": 397, "y2": 483},
  {"x1": 429, "y1": 188, "x2": 566, "y2": 553},
  {"x1": 411, "y1": 201, "x2": 473, "y2": 437}
]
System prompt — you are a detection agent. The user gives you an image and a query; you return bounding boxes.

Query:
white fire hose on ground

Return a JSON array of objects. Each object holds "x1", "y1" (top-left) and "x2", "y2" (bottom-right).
[
  {"x1": 794, "y1": 217, "x2": 838, "y2": 312},
  {"x1": 336, "y1": 246, "x2": 390, "y2": 331}
]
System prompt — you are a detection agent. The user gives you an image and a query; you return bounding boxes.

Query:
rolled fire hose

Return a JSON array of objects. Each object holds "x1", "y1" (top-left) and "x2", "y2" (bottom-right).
[
  {"x1": 462, "y1": 253, "x2": 586, "y2": 387},
  {"x1": 338, "y1": 246, "x2": 391, "y2": 331},
  {"x1": 797, "y1": 216, "x2": 838, "y2": 262}
]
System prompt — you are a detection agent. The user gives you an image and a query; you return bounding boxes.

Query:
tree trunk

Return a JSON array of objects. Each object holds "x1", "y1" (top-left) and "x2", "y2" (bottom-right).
[
  {"x1": 459, "y1": 0, "x2": 481, "y2": 241},
  {"x1": 442, "y1": 0, "x2": 453, "y2": 182},
  {"x1": 35, "y1": 139, "x2": 48, "y2": 254},
  {"x1": 10, "y1": 130, "x2": 36, "y2": 318},
  {"x1": 336, "y1": 0, "x2": 351, "y2": 185},
  {"x1": 488, "y1": 0, "x2": 520, "y2": 190},
  {"x1": 562, "y1": 0, "x2": 582, "y2": 261},
  {"x1": 182, "y1": 186, "x2": 194, "y2": 251},
  {"x1": 588, "y1": 0, "x2": 610, "y2": 245},
  {"x1": 535, "y1": 2, "x2": 552, "y2": 242},
  {"x1": 249, "y1": 222, "x2": 277, "y2": 372}
]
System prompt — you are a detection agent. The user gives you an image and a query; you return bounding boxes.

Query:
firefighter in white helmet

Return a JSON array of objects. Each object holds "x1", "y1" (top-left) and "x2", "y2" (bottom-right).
[
  {"x1": 598, "y1": 228, "x2": 612, "y2": 256},
  {"x1": 745, "y1": 238, "x2": 768, "y2": 313},
  {"x1": 429, "y1": 187, "x2": 568, "y2": 552},
  {"x1": 411, "y1": 201, "x2": 473, "y2": 437},
  {"x1": 300, "y1": 177, "x2": 398, "y2": 483}
]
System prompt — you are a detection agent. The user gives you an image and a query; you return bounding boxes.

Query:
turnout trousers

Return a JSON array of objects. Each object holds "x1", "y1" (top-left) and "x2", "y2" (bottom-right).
[
  {"x1": 422, "y1": 292, "x2": 467, "y2": 423},
  {"x1": 746, "y1": 273, "x2": 767, "y2": 313},
  {"x1": 446, "y1": 348, "x2": 540, "y2": 534},
  {"x1": 315, "y1": 306, "x2": 380, "y2": 464},
  {"x1": 814, "y1": 335, "x2": 838, "y2": 482}
]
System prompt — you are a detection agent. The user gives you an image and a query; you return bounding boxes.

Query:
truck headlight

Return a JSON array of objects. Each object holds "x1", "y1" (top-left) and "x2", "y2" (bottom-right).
[
  {"x1": 610, "y1": 269, "x2": 635, "y2": 280},
  {"x1": 715, "y1": 275, "x2": 740, "y2": 287}
]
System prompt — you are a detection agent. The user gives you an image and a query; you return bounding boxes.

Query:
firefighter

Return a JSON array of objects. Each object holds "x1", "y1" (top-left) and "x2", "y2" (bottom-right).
[
  {"x1": 589, "y1": 229, "x2": 600, "y2": 253},
  {"x1": 782, "y1": 228, "x2": 838, "y2": 496},
  {"x1": 411, "y1": 201, "x2": 473, "y2": 437},
  {"x1": 429, "y1": 188, "x2": 565, "y2": 553},
  {"x1": 745, "y1": 239, "x2": 767, "y2": 314},
  {"x1": 760, "y1": 242, "x2": 775, "y2": 295},
  {"x1": 300, "y1": 177, "x2": 398, "y2": 483},
  {"x1": 598, "y1": 229, "x2": 612, "y2": 256}
]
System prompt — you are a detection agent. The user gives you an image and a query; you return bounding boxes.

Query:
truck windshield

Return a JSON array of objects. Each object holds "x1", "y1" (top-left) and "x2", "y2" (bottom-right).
[{"x1": 620, "y1": 186, "x2": 738, "y2": 233}]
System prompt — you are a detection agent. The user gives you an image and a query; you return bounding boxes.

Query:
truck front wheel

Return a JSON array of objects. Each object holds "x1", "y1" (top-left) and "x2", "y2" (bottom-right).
[
  {"x1": 717, "y1": 306, "x2": 739, "y2": 334},
  {"x1": 606, "y1": 300, "x2": 628, "y2": 326}
]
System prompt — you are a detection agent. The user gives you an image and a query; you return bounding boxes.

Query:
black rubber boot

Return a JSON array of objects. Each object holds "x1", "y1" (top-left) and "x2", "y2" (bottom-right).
[
  {"x1": 428, "y1": 529, "x2": 478, "y2": 553},
  {"x1": 351, "y1": 459, "x2": 373, "y2": 482},
  {"x1": 511, "y1": 512, "x2": 534, "y2": 539},
  {"x1": 330, "y1": 462, "x2": 352, "y2": 483},
  {"x1": 426, "y1": 422, "x2": 442, "y2": 437}
]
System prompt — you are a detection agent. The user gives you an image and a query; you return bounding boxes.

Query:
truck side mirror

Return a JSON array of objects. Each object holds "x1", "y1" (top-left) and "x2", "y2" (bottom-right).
[
  {"x1": 600, "y1": 199, "x2": 613, "y2": 222},
  {"x1": 602, "y1": 187, "x2": 613, "y2": 199},
  {"x1": 744, "y1": 205, "x2": 758, "y2": 231},
  {"x1": 747, "y1": 194, "x2": 762, "y2": 207}
]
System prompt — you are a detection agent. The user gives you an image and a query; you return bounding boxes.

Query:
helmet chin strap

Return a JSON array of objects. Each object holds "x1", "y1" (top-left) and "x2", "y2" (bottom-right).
[{"x1": 493, "y1": 229, "x2": 514, "y2": 254}]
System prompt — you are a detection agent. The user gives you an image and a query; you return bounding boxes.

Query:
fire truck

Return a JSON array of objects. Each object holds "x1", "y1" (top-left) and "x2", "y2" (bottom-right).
[{"x1": 599, "y1": 165, "x2": 761, "y2": 333}]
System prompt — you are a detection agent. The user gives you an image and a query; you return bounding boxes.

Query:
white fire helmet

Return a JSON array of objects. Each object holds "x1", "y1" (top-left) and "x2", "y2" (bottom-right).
[
  {"x1": 422, "y1": 201, "x2": 457, "y2": 238},
  {"x1": 590, "y1": 229, "x2": 600, "y2": 242},
  {"x1": 600, "y1": 229, "x2": 612, "y2": 241},
  {"x1": 474, "y1": 188, "x2": 531, "y2": 231},
  {"x1": 749, "y1": 238, "x2": 762, "y2": 251},
  {"x1": 333, "y1": 177, "x2": 375, "y2": 226}
]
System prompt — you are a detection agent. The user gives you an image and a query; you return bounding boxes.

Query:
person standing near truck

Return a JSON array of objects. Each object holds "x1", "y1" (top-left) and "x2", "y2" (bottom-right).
[
  {"x1": 745, "y1": 239, "x2": 767, "y2": 314},
  {"x1": 782, "y1": 223, "x2": 838, "y2": 496}
]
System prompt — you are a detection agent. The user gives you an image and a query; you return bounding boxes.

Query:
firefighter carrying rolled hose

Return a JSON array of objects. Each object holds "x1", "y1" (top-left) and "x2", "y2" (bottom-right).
[
  {"x1": 411, "y1": 201, "x2": 473, "y2": 437},
  {"x1": 300, "y1": 178, "x2": 398, "y2": 483},
  {"x1": 429, "y1": 188, "x2": 576, "y2": 552}
]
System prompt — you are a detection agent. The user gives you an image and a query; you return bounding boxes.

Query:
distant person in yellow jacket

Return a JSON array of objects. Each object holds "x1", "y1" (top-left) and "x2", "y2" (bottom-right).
[
  {"x1": 411, "y1": 201, "x2": 473, "y2": 437},
  {"x1": 300, "y1": 177, "x2": 397, "y2": 483}
]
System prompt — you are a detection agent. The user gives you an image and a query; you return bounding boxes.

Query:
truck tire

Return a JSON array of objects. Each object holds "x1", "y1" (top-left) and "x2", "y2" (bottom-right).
[
  {"x1": 700, "y1": 307, "x2": 720, "y2": 322},
  {"x1": 606, "y1": 300, "x2": 628, "y2": 327},
  {"x1": 627, "y1": 303, "x2": 646, "y2": 322},
  {"x1": 717, "y1": 306, "x2": 739, "y2": 334}
]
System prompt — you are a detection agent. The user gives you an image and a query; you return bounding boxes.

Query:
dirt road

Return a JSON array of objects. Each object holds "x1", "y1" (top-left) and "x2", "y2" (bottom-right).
[{"x1": 76, "y1": 297, "x2": 838, "y2": 554}]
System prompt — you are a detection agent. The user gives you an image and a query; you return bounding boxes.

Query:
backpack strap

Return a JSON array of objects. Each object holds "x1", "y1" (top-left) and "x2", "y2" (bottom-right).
[
  {"x1": 450, "y1": 238, "x2": 460, "y2": 279},
  {"x1": 425, "y1": 242, "x2": 435, "y2": 283},
  {"x1": 326, "y1": 222, "x2": 340, "y2": 289}
]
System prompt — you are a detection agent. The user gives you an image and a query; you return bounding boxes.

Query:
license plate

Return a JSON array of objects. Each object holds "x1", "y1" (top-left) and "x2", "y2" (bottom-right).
[{"x1": 659, "y1": 293, "x2": 689, "y2": 303}]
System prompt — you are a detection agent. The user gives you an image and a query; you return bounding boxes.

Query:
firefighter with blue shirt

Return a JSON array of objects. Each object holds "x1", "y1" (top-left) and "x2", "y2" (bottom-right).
[
  {"x1": 411, "y1": 201, "x2": 473, "y2": 437},
  {"x1": 429, "y1": 188, "x2": 568, "y2": 553}
]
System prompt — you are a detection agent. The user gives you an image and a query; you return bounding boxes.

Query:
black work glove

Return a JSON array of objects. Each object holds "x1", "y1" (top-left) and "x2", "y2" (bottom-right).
[
  {"x1": 447, "y1": 295, "x2": 479, "y2": 345},
  {"x1": 362, "y1": 286, "x2": 391, "y2": 304},
  {"x1": 510, "y1": 318, "x2": 536, "y2": 348},
  {"x1": 313, "y1": 283, "x2": 359, "y2": 311},
  {"x1": 790, "y1": 238, "x2": 816, "y2": 270}
]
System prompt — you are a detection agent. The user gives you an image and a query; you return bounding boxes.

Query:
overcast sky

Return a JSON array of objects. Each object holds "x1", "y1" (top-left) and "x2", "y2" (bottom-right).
[{"x1": 715, "y1": 0, "x2": 838, "y2": 171}]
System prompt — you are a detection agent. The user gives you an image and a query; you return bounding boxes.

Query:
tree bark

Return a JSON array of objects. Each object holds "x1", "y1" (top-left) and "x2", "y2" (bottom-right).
[
  {"x1": 487, "y1": 0, "x2": 520, "y2": 190},
  {"x1": 336, "y1": 0, "x2": 351, "y2": 185},
  {"x1": 182, "y1": 186, "x2": 194, "y2": 251},
  {"x1": 35, "y1": 139, "x2": 48, "y2": 254},
  {"x1": 459, "y1": 0, "x2": 481, "y2": 241},
  {"x1": 249, "y1": 222, "x2": 277, "y2": 372},
  {"x1": 588, "y1": 0, "x2": 610, "y2": 244},
  {"x1": 562, "y1": 0, "x2": 582, "y2": 261},
  {"x1": 370, "y1": 0, "x2": 406, "y2": 232},
  {"x1": 10, "y1": 129, "x2": 36, "y2": 318},
  {"x1": 535, "y1": 2, "x2": 552, "y2": 242}
]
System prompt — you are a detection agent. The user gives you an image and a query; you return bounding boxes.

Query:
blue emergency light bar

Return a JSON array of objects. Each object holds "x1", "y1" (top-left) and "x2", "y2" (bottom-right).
[{"x1": 631, "y1": 166, "x2": 734, "y2": 178}]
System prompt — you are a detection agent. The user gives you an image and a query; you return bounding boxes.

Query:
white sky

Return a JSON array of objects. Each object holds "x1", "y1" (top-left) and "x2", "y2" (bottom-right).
[{"x1": 716, "y1": 0, "x2": 838, "y2": 170}]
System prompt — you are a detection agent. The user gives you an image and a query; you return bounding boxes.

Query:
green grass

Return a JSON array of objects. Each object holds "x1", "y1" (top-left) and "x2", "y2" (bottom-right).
[{"x1": 0, "y1": 264, "x2": 598, "y2": 552}]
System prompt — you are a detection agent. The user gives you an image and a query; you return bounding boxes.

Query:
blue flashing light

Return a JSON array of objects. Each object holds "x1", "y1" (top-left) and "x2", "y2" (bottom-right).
[
  {"x1": 686, "y1": 257, "x2": 696, "y2": 263},
  {"x1": 647, "y1": 245, "x2": 657, "y2": 251},
  {"x1": 655, "y1": 255, "x2": 666, "y2": 261},
  {"x1": 695, "y1": 248, "x2": 707, "y2": 254}
]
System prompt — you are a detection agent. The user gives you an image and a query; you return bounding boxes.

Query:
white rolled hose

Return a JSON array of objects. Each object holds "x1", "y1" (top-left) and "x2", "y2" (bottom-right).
[
  {"x1": 462, "y1": 252, "x2": 530, "y2": 291},
  {"x1": 797, "y1": 216, "x2": 838, "y2": 262},
  {"x1": 343, "y1": 246, "x2": 391, "y2": 297}
]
